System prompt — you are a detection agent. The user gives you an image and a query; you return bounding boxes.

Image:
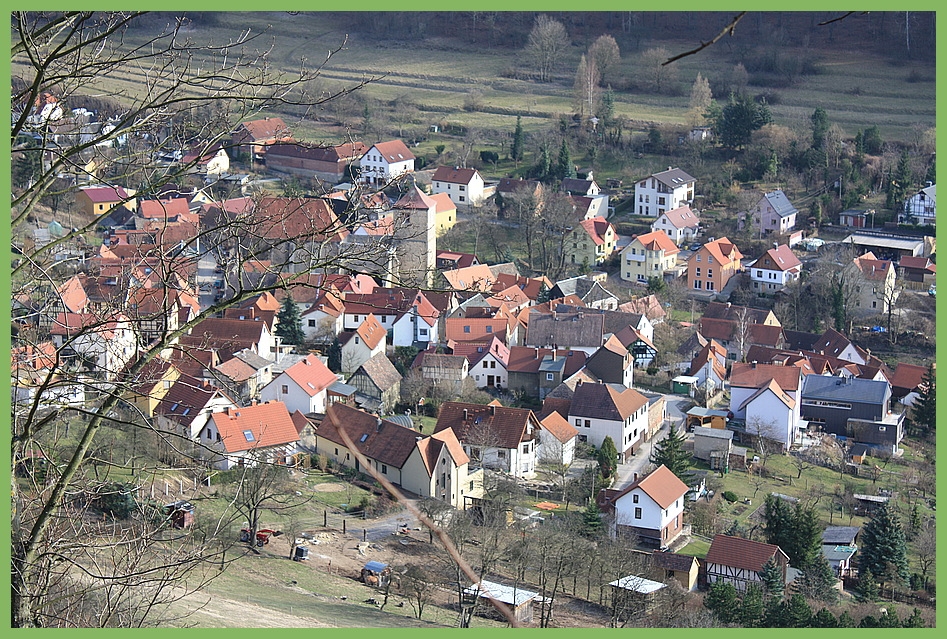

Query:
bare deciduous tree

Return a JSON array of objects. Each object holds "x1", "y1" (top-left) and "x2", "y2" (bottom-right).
[{"x1": 524, "y1": 15, "x2": 568, "y2": 83}]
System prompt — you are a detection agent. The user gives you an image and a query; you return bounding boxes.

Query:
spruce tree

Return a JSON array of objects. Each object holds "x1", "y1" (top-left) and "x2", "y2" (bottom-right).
[
  {"x1": 837, "y1": 611, "x2": 856, "y2": 627},
  {"x1": 811, "y1": 608, "x2": 839, "y2": 628},
  {"x1": 739, "y1": 583, "x2": 766, "y2": 627},
  {"x1": 581, "y1": 501, "x2": 603, "y2": 537},
  {"x1": 326, "y1": 337, "x2": 342, "y2": 373},
  {"x1": 511, "y1": 115, "x2": 524, "y2": 164},
  {"x1": 796, "y1": 553, "x2": 839, "y2": 604},
  {"x1": 556, "y1": 138, "x2": 575, "y2": 180},
  {"x1": 650, "y1": 426, "x2": 691, "y2": 481},
  {"x1": 857, "y1": 568, "x2": 879, "y2": 602},
  {"x1": 757, "y1": 556, "x2": 784, "y2": 600},
  {"x1": 910, "y1": 363, "x2": 935, "y2": 437},
  {"x1": 858, "y1": 501, "x2": 909, "y2": 585},
  {"x1": 275, "y1": 293, "x2": 305, "y2": 345},
  {"x1": 704, "y1": 582, "x2": 739, "y2": 624}
]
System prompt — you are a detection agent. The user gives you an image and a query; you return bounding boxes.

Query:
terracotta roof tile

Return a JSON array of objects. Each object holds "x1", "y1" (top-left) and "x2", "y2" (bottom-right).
[
  {"x1": 705, "y1": 534, "x2": 786, "y2": 573},
  {"x1": 211, "y1": 401, "x2": 299, "y2": 453}
]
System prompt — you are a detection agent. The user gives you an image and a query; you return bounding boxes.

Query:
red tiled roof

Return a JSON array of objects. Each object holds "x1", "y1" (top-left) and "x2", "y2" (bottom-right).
[
  {"x1": 698, "y1": 237, "x2": 743, "y2": 266},
  {"x1": 80, "y1": 185, "x2": 129, "y2": 203},
  {"x1": 369, "y1": 139, "x2": 416, "y2": 163},
  {"x1": 632, "y1": 230, "x2": 680, "y2": 254},
  {"x1": 730, "y1": 362, "x2": 802, "y2": 392},
  {"x1": 889, "y1": 362, "x2": 928, "y2": 394},
  {"x1": 212, "y1": 401, "x2": 299, "y2": 453},
  {"x1": 578, "y1": 216, "x2": 614, "y2": 245},
  {"x1": 282, "y1": 354, "x2": 337, "y2": 397},
  {"x1": 434, "y1": 401, "x2": 539, "y2": 450},
  {"x1": 755, "y1": 244, "x2": 801, "y2": 272},
  {"x1": 737, "y1": 378, "x2": 796, "y2": 411},
  {"x1": 432, "y1": 166, "x2": 480, "y2": 184},
  {"x1": 139, "y1": 198, "x2": 191, "y2": 220},
  {"x1": 355, "y1": 314, "x2": 386, "y2": 350},
  {"x1": 539, "y1": 411, "x2": 579, "y2": 444},
  {"x1": 705, "y1": 534, "x2": 785, "y2": 573},
  {"x1": 251, "y1": 197, "x2": 348, "y2": 243},
  {"x1": 569, "y1": 382, "x2": 649, "y2": 422},
  {"x1": 429, "y1": 192, "x2": 456, "y2": 214},
  {"x1": 852, "y1": 253, "x2": 894, "y2": 281},
  {"x1": 234, "y1": 117, "x2": 292, "y2": 142},
  {"x1": 659, "y1": 205, "x2": 700, "y2": 229}
]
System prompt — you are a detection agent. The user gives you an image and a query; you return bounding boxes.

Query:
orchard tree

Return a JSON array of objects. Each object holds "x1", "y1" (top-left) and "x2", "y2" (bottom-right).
[{"x1": 588, "y1": 34, "x2": 620, "y2": 87}]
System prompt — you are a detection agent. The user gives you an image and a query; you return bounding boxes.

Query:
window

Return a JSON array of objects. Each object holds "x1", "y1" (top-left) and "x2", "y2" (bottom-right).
[
  {"x1": 486, "y1": 326, "x2": 493, "y2": 333},
  {"x1": 459, "y1": 196, "x2": 465, "y2": 202},
  {"x1": 497, "y1": 450, "x2": 506, "y2": 459},
  {"x1": 546, "y1": 372, "x2": 554, "y2": 381},
  {"x1": 707, "y1": 281, "x2": 715, "y2": 291},
  {"x1": 695, "y1": 268, "x2": 701, "y2": 277},
  {"x1": 707, "y1": 269, "x2": 713, "y2": 278},
  {"x1": 708, "y1": 255, "x2": 713, "y2": 264},
  {"x1": 353, "y1": 315, "x2": 359, "y2": 322},
  {"x1": 308, "y1": 319, "x2": 316, "y2": 327},
  {"x1": 658, "y1": 197, "x2": 665, "y2": 205},
  {"x1": 380, "y1": 316, "x2": 387, "y2": 323},
  {"x1": 464, "y1": 325, "x2": 471, "y2": 333},
  {"x1": 381, "y1": 464, "x2": 388, "y2": 474},
  {"x1": 459, "y1": 185, "x2": 466, "y2": 191},
  {"x1": 483, "y1": 361, "x2": 489, "y2": 369},
  {"x1": 242, "y1": 430, "x2": 255, "y2": 442},
  {"x1": 634, "y1": 507, "x2": 642, "y2": 519},
  {"x1": 419, "y1": 328, "x2": 428, "y2": 336},
  {"x1": 281, "y1": 385, "x2": 289, "y2": 394},
  {"x1": 335, "y1": 448, "x2": 339, "y2": 455},
  {"x1": 584, "y1": 419, "x2": 591, "y2": 428},
  {"x1": 694, "y1": 280, "x2": 701, "y2": 289},
  {"x1": 633, "y1": 494, "x2": 639, "y2": 503}
]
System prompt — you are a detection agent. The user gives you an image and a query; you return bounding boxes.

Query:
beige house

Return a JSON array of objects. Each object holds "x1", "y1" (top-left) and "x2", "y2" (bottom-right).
[
  {"x1": 567, "y1": 216, "x2": 617, "y2": 268},
  {"x1": 316, "y1": 403, "x2": 482, "y2": 508},
  {"x1": 620, "y1": 230, "x2": 680, "y2": 284},
  {"x1": 845, "y1": 251, "x2": 898, "y2": 315}
]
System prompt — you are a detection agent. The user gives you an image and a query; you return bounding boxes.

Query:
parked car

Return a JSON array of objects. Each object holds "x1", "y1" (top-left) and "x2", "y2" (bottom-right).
[{"x1": 928, "y1": 284, "x2": 936, "y2": 297}]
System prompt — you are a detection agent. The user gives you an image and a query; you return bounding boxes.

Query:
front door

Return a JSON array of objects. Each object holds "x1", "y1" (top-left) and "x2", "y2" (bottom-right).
[{"x1": 487, "y1": 375, "x2": 495, "y2": 387}]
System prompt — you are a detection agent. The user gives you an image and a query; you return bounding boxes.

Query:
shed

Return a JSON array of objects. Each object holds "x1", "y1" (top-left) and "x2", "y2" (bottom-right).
[
  {"x1": 671, "y1": 375, "x2": 699, "y2": 396},
  {"x1": 361, "y1": 561, "x2": 391, "y2": 587},
  {"x1": 464, "y1": 580, "x2": 537, "y2": 624},
  {"x1": 686, "y1": 407, "x2": 730, "y2": 430},
  {"x1": 164, "y1": 500, "x2": 195, "y2": 528},
  {"x1": 692, "y1": 427, "x2": 733, "y2": 468},
  {"x1": 608, "y1": 574, "x2": 667, "y2": 614}
]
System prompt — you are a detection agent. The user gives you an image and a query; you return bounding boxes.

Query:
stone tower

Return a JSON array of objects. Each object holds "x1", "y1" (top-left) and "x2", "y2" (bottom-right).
[{"x1": 392, "y1": 182, "x2": 436, "y2": 288}]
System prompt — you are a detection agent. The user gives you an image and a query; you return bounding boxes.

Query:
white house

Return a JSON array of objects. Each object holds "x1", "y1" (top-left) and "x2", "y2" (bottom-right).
[
  {"x1": 729, "y1": 363, "x2": 802, "y2": 451},
  {"x1": 259, "y1": 354, "x2": 337, "y2": 415},
  {"x1": 342, "y1": 288, "x2": 440, "y2": 347},
  {"x1": 634, "y1": 167, "x2": 696, "y2": 217},
  {"x1": 431, "y1": 166, "x2": 487, "y2": 207},
  {"x1": 461, "y1": 337, "x2": 510, "y2": 390},
  {"x1": 651, "y1": 205, "x2": 700, "y2": 246},
  {"x1": 747, "y1": 190, "x2": 798, "y2": 236},
  {"x1": 705, "y1": 534, "x2": 790, "y2": 593},
  {"x1": 49, "y1": 312, "x2": 138, "y2": 381},
  {"x1": 538, "y1": 411, "x2": 579, "y2": 466},
  {"x1": 153, "y1": 374, "x2": 238, "y2": 441},
  {"x1": 748, "y1": 244, "x2": 802, "y2": 294},
  {"x1": 357, "y1": 140, "x2": 415, "y2": 186},
  {"x1": 339, "y1": 314, "x2": 387, "y2": 374},
  {"x1": 205, "y1": 401, "x2": 302, "y2": 470},
  {"x1": 568, "y1": 381, "x2": 650, "y2": 460},
  {"x1": 604, "y1": 464, "x2": 689, "y2": 547},
  {"x1": 900, "y1": 183, "x2": 935, "y2": 226}
]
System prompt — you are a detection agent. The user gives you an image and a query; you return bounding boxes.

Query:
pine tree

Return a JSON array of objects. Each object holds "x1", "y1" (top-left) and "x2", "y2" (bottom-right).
[
  {"x1": 796, "y1": 554, "x2": 839, "y2": 604},
  {"x1": 837, "y1": 611, "x2": 856, "y2": 627},
  {"x1": 650, "y1": 426, "x2": 691, "y2": 481},
  {"x1": 758, "y1": 556, "x2": 784, "y2": 600},
  {"x1": 581, "y1": 501, "x2": 603, "y2": 537},
  {"x1": 903, "y1": 608, "x2": 925, "y2": 628},
  {"x1": 783, "y1": 594, "x2": 813, "y2": 628},
  {"x1": 556, "y1": 138, "x2": 575, "y2": 180},
  {"x1": 597, "y1": 436, "x2": 618, "y2": 479},
  {"x1": 326, "y1": 337, "x2": 342, "y2": 373},
  {"x1": 857, "y1": 568, "x2": 879, "y2": 602},
  {"x1": 536, "y1": 141, "x2": 551, "y2": 182},
  {"x1": 858, "y1": 501, "x2": 909, "y2": 585},
  {"x1": 511, "y1": 115, "x2": 524, "y2": 164},
  {"x1": 705, "y1": 581, "x2": 739, "y2": 624},
  {"x1": 739, "y1": 583, "x2": 766, "y2": 627},
  {"x1": 275, "y1": 293, "x2": 305, "y2": 345},
  {"x1": 811, "y1": 608, "x2": 839, "y2": 628},
  {"x1": 910, "y1": 363, "x2": 935, "y2": 437}
]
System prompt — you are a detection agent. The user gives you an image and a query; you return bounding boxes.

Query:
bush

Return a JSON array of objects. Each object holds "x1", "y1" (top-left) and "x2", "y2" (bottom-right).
[{"x1": 722, "y1": 490, "x2": 739, "y2": 503}]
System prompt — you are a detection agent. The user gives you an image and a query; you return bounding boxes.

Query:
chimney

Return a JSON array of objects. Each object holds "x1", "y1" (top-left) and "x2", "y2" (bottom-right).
[
  {"x1": 751, "y1": 361, "x2": 757, "y2": 368},
  {"x1": 463, "y1": 409, "x2": 469, "y2": 421},
  {"x1": 633, "y1": 472, "x2": 639, "y2": 482},
  {"x1": 376, "y1": 417, "x2": 383, "y2": 432}
]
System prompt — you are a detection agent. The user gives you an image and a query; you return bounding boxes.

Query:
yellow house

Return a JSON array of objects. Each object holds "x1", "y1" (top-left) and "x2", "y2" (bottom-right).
[
  {"x1": 620, "y1": 230, "x2": 681, "y2": 284},
  {"x1": 568, "y1": 216, "x2": 617, "y2": 268},
  {"x1": 430, "y1": 191, "x2": 457, "y2": 236},
  {"x1": 316, "y1": 403, "x2": 483, "y2": 509},
  {"x1": 125, "y1": 358, "x2": 181, "y2": 418}
]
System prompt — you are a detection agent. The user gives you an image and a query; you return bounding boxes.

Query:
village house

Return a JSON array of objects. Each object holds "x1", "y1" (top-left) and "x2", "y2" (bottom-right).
[
  {"x1": 505, "y1": 346, "x2": 587, "y2": 400},
  {"x1": 524, "y1": 309, "x2": 605, "y2": 356},
  {"x1": 434, "y1": 402, "x2": 542, "y2": 479},
  {"x1": 900, "y1": 183, "x2": 935, "y2": 226},
  {"x1": 634, "y1": 167, "x2": 696, "y2": 217},
  {"x1": 745, "y1": 190, "x2": 798, "y2": 236},
  {"x1": 76, "y1": 184, "x2": 137, "y2": 219},
  {"x1": 213, "y1": 348, "x2": 274, "y2": 403},
  {"x1": 316, "y1": 403, "x2": 479, "y2": 508},
  {"x1": 229, "y1": 117, "x2": 293, "y2": 161},
  {"x1": 430, "y1": 191, "x2": 457, "y2": 236},
  {"x1": 620, "y1": 230, "x2": 680, "y2": 285},
  {"x1": 704, "y1": 534, "x2": 790, "y2": 592},
  {"x1": 259, "y1": 354, "x2": 336, "y2": 416},
  {"x1": 342, "y1": 288, "x2": 440, "y2": 348},
  {"x1": 821, "y1": 526, "x2": 860, "y2": 578},
  {"x1": 687, "y1": 237, "x2": 744, "y2": 295},
  {"x1": 206, "y1": 401, "x2": 302, "y2": 470},
  {"x1": 897, "y1": 255, "x2": 936, "y2": 289},
  {"x1": 688, "y1": 339, "x2": 727, "y2": 391},
  {"x1": 800, "y1": 375, "x2": 904, "y2": 454},
  {"x1": 49, "y1": 312, "x2": 138, "y2": 381},
  {"x1": 431, "y1": 166, "x2": 488, "y2": 207},
  {"x1": 494, "y1": 177, "x2": 543, "y2": 216},
  {"x1": 566, "y1": 216, "x2": 618, "y2": 268},
  {"x1": 651, "y1": 550, "x2": 700, "y2": 592},
  {"x1": 537, "y1": 410, "x2": 579, "y2": 466},
  {"x1": 346, "y1": 352, "x2": 402, "y2": 414},
  {"x1": 844, "y1": 251, "x2": 898, "y2": 315},
  {"x1": 729, "y1": 362, "x2": 803, "y2": 451},
  {"x1": 599, "y1": 464, "x2": 689, "y2": 548},
  {"x1": 339, "y1": 314, "x2": 387, "y2": 374},
  {"x1": 568, "y1": 381, "x2": 649, "y2": 459},
  {"x1": 153, "y1": 374, "x2": 238, "y2": 442},
  {"x1": 264, "y1": 140, "x2": 367, "y2": 183},
  {"x1": 584, "y1": 335, "x2": 635, "y2": 388},
  {"x1": 416, "y1": 352, "x2": 470, "y2": 393},
  {"x1": 357, "y1": 139, "x2": 415, "y2": 186},
  {"x1": 454, "y1": 336, "x2": 510, "y2": 390},
  {"x1": 748, "y1": 244, "x2": 802, "y2": 294},
  {"x1": 548, "y1": 276, "x2": 619, "y2": 310},
  {"x1": 651, "y1": 205, "x2": 700, "y2": 246}
]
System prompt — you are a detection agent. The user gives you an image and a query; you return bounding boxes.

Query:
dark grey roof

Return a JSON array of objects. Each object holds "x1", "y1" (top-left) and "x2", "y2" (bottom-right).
[
  {"x1": 561, "y1": 177, "x2": 595, "y2": 194},
  {"x1": 801, "y1": 375, "x2": 890, "y2": 405},
  {"x1": 233, "y1": 348, "x2": 276, "y2": 371},
  {"x1": 822, "y1": 526, "x2": 860, "y2": 546},
  {"x1": 652, "y1": 167, "x2": 696, "y2": 188},
  {"x1": 783, "y1": 330, "x2": 821, "y2": 352},
  {"x1": 763, "y1": 190, "x2": 798, "y2": 217},
  {"x1": 555, "y1": 303, "x2": 643, "y2": 335},
  {"x1": 550, "y1": 277, "x2": 617, "y2": 305},
  {"x1": 525, "y1": 311, "x2": 605, "y2": 349}
]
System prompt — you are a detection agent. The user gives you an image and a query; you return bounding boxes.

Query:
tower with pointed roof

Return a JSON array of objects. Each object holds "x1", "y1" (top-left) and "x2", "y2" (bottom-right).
[{"x1": 392, "y1": 181, "x2": 437, "y2": 287}]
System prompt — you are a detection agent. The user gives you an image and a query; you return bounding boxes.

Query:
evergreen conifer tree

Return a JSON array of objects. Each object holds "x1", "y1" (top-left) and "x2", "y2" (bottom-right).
[
  {"x1": 581, "y1": 501, "x2": 603, "y2": 537},
  {"x1": 758, "y1": 556, "x2": 784, "y2": 600},
  {"x1": 650, "y1": 426, "x2": 691, "y2": 481},
  {"x1": 704, "y1": 582, "x2": 739, "y2": 624},
  {"x1": 326, "y1": 337, "x2": 342, "y2": 373},
  {"x1": 556, "y1": 138, "x2": 575, "y2": 180},
  {"x1": 511, "y1": 115, "x2": 524, "y2": 163},
  {"x1": 597, "y1": 436, "x2": 618, "y2": 479},
  {"x1": 858, "y1": 501, "x2": 909, "y2": 585},
  {"x1": 275, "y1": 293, "x2": 305, "y2": 345},
  {"x1": 910, "y1": 363, "x2": 935, "y2": 437},
  {"x1": 811, "y1": 608, "x2": 839, "y2": 628},
  {"x1": 739, "y1": 583, "x2": 766, "y2": 627}
]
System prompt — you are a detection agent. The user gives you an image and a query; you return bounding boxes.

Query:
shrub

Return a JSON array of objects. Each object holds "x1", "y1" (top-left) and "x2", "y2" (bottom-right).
[{"x1": 722, "y1": 490, "x2": 739, "y2": 503}]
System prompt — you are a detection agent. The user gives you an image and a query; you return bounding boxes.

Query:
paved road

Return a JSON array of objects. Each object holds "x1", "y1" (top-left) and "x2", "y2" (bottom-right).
[{"x1": 611, "y1": 395, "x2": 692, "y2": 491}]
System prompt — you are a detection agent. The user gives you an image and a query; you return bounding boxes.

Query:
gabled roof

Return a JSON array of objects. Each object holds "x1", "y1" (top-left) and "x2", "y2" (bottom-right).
[
  {"x1": 394, "y1": 184, "x2": 437, "y2": 210},
  {"x1": 355, "y1": 314, "x2": 386, "y2": 350},
  {"x1": 281, "y1": 354, "x2": 337, "y2": 397},
  {"x1": 525, "y1": 310, "x2": 605, "y2": 349},
  {"x1": 539, "y1": 411, "x2": 579, "y2": 444},
  {"x1": 898, "y1": 256, "x2": 936, "y2": 272},
  {"x1": 761, "y1": 190, "x2": 798, "y2": 217},
  {"x1": 800, "y1": 374, "x2": 890, "y2": 405},
  {"x1": 612, "y1": 464, "x2": 689, "y2": 509},
  {"x1": 496, "y1": 177, "x2": 541, "y2": 194},
  {"x1": 630, "y1": 230, "x2": 680, "y2": 254},
  {"x1": 737, "y1": 378, "x2": 796, "y2": 412},
  {"x1": 58, "y1": 275, "x2": 89, "y2": 313},
  {"x1": 889, "y1": 362, "x2": 928, "y2": 395},
  {"x1": 705, "y1": 534, "x2": 785, "y2": 573},
  {"x1": 561, "y1": 177, "x2": 597, "y2": 194},
  {"x1": 319, "y1": 403, "x2": 422, "y2": 468},
  {"x1": 578, "y1": 216, "x2": 614, "y2": 245},
  {"x1": 419, "y1": 353, "x2": 468, "y2": 373},
  {"x1": 251, "y1": 197, "x2": 348, "y2": 243},
  {"x1": 434, "y1": 401, "x2": 539, "y2": 450},
  {"x1": 812, "y1": 328, "x2": 857, "y2": 360},
  {"x1": 429, "y1": 191, "x2": 456, "y2": 214},
  {"x1": 79, "y1": 185, "x2": 129, "y2": 203},
  {"x1": 441, "y1": 264, "x2": 496, "y2": 292},
  {"x1": 851, "y1": 252, "x2": 894, "y2": 281},
  {"x1": 696, "y1": 237, "x2": 743, "y2": 267},
  {"x1": 367, "y1": 139, "x2": 416, "y2": 163},
  {"x1": 454, "y1": 336, "x2": 511, "y2": 368},
  {"x1": 436, "y1": 250, "x2": 479, "y2": 269},
  {"x1": 211, "y1": 401, "x2": 299, "y2": 454},
  {"x1": 702, "y1": 302, "x2": 777, "y2": 326},
  {"x1": 696, "y1": 317, "x2": 734, "y2": 342},
  {"x1": 658, "y1": 205, "x2": 700, "y2": 229},
  {"x1": 730, "y1": 362, "x2": 802, "y2": 392},
  {"x1": 569, "y1": 381, "x2": 649, "y2": 422},
  {"x1": 747, "y1": 324, "x2": 785, "y2": 348},
  {"x1": 432, "y1": 166, "x2": 481, "y2": 184},
  {"x1": 445, "y1": 317, "x2": 509, "y2": 344},
  {"x1": 419, "y1": 428, "x2": 469, "y2": 473},
  {"x1": 651, "y1": 550, "x2": 698, "y2": 573},
  {"x1": 266, "y1": 141, "x2": 366, "y2": 163},
  {"x1": 343, "y1": 288, "x2": 439, "y2": 327},
  {"x1": 233, "y1": 117, "x2": 292, "y2": 142},
  {"x1": 506, "y1": 347, "x2": 586, "y2": 375},
  {"x1": 754, "y1": 244, "x2": 802, "y2": 272},
  {"x1": 350, "y1": 352, "x2": 402, "y2": 391},
  {"x1": 155, "y1": 374, "x2": 232, "y2": 424},
  {"x1": 618, "y1": 295, "x2": 667, "y2": 322}
]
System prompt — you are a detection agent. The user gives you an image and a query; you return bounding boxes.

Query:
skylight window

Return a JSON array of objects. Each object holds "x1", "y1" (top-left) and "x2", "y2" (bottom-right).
[
  {"x1": 360, "y1": 433, "x2": 369, "y2": 442},
  {"x1": 243, "y1": 430, "x2": 255, "y2": 442},
  {"x1": 170, "y1": 403, "x2": 179, "y2": 411}
]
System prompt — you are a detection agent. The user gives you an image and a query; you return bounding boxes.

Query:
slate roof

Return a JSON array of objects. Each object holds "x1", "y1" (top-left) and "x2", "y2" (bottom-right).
[
  {"x1": 506, "y1": 347, "x2": 586, "y2": 375},
  {"x1": 569, "y1": 381, "x2": 648, "y2": 422},
  {"x1": 821, "y1": 526, "x2": 860, "y2": 546},
  {"x1": 155, "y1": 374, "x2": 230, "y2": 424},
  {"x1": 650, "y1": 167, "x2": 696, "y2": 189},
  {"x1": 211, "y1": 401, "x2": 299, "y2": 453},
  {"x1": 561, "y1": 177, "x2": 596, "y2": 194},
  {"x1": 525, "y1": 310, "x2": 605, "y2": 349},
  {"x1": 549, "y1": 277, "x2": 617, "y2": 306},
  {"x1": 352, "y1": 353, "x2": 402, "y2": 392},
  {"x1": 434, "y1": 402, "x2": 539, "y2": 450},
  {"x1": 801, "y1": 375, "x2": 890, "y2": 405},
  {"x1": 705, "y1": 534, "x2": 785, "y2": 573},
  {"x1": 761, "y1": 190, "x2": 798, "y2": 217},
  {"x1": 702, "y1": 302, "x2": 776, "y2": 326},
  {"x1": 319, "y1": 403, "x2": 426, "y2": 469},
  {"x1": 783, "y1": 330, "x2": 821, "y2": 352}
]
